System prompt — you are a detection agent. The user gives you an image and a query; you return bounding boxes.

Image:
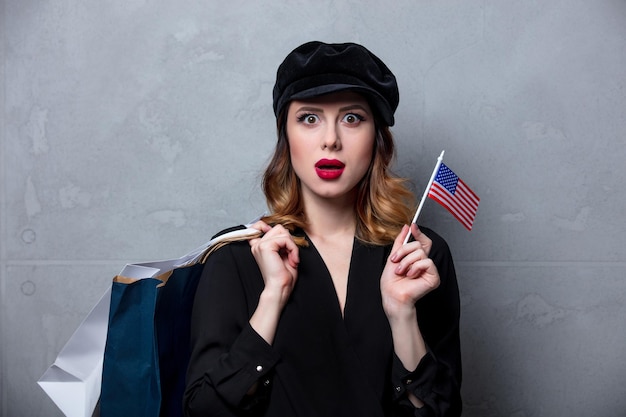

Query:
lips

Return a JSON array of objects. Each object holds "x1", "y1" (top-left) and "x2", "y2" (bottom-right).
[{"x1": 315, "y1": 159, "x2": 345, "y2": 180}]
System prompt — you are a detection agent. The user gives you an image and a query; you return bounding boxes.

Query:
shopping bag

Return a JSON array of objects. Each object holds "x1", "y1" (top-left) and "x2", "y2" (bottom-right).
[
  {"x1": 100, "y1": 263, "x2": 203, "y2": 417},
  {"x1": 37, "y1": 288, "x2": 111, "y2": 417},
  {"x1": 100, "y1": 224, "x2": 260, "y2": 417},
  {"x1": 38, "y1": 222, "x2": 261, "y2": 417}
]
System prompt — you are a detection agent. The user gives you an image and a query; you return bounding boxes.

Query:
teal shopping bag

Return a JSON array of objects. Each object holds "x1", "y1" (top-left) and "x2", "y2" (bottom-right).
[
  {"x1": 100, "y1": 262, "x2": 204, "y2": 417},
  {"x1": 99, "y1": 224, "x2": 260, "y2": 417}
]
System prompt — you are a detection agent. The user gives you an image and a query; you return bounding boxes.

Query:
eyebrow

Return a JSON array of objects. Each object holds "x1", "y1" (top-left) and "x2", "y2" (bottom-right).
[
  {"x1": 293, "y1": 104, "x2": 371, "y2": 114},
  {"x1": 339, "y1": 104, "x2": 370, "y2": 113}
]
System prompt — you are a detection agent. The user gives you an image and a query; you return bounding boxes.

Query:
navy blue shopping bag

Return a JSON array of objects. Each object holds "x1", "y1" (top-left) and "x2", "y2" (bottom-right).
[
  {"x1": 100, "y1": 262, "x2": 204, "y2": 417},
  {"x1": 99, "y1": 224, "x2": 259, "y2": 417}
]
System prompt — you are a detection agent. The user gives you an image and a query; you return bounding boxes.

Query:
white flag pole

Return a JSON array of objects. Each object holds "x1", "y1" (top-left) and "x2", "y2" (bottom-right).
[{"x1": 403, "y1": 150, "x2": 445, "y2": 245}]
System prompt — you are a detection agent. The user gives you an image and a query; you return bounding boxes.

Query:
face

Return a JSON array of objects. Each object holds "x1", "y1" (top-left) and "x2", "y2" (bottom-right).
[{"x1": 286, "y1": 91, "x2": 376, "y2": 205}]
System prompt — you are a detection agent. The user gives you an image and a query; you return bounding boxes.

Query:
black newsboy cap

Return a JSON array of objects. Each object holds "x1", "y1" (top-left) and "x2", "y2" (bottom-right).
[{"x1": 272, "y1": 41, "x2": 399, "y2": 126}]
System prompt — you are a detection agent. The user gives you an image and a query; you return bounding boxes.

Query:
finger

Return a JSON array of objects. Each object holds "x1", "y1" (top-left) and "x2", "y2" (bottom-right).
[
  {"x1": 265, "y1": 224, "x2": 291, "y2": 239},
  {"x1": 396, "y1": 263, "x2": 440, "y2": 297},
  {"x1": 394, "y1": 249, "x2": 428, "y2": 275},
  {"x1": 410, "y1": 224, "x2": 432, "y2": 256},
  {"x1": 287, "y1": 252, "x2": 299, "y2": 269},
  {"x1": 251, "y1": 220, "x2": 272, "y2": 233},
  {"x1": 281, "y1": 238, "x2": 300, "y2": 268},
  {"x1": 256, "y1": 225, "x2": 299, "y2": 259},
  {"x1": 389, "y1": 225, "x2": 410, "y2": 263},
  {"x1": 390, "y1": 237, "x2": 424, "y2": 265},
  {"x1": 405, "y1": 258, "x2": 436, "y2": 278}
]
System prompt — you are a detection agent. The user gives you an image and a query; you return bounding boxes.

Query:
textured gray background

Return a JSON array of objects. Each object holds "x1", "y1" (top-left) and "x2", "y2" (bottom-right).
[{"x1": 1, "y1": 1, "x2": 625, "y2": 416}]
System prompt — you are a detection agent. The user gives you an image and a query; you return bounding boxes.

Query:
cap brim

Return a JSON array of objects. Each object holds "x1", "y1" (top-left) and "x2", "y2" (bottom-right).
[{"x1": 284, "y1": 84, "x2": 395, "y2": 126}]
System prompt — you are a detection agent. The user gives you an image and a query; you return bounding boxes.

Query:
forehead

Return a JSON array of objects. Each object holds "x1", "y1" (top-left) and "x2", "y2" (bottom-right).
[{"x1": 288, "y1": 91, "x2": 372, "y2": 111}]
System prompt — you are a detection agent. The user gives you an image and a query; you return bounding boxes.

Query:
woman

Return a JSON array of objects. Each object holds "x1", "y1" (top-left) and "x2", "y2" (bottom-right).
[{"x1": 184, "y1": 41, "x2": 462, "y2": 416}]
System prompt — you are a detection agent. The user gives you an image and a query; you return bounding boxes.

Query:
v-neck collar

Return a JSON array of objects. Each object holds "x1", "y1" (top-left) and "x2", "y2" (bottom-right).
[{"x1": 303, "y1": 232, "x2": 358, "y2": 320}]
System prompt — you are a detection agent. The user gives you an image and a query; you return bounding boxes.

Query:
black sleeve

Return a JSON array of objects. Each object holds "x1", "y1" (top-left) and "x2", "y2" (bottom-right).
[
  {"x1": 183, "y1": 243, "x2": 280, "y2": 417},
  {"x1": 391, "y1": 227, "x2": 463, "y2": 417}
]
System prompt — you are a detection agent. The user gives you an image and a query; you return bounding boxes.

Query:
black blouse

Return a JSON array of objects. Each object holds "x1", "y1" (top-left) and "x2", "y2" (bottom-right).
[{"x1": 184, "y1": 227, "x2": 462, "y2": 417}]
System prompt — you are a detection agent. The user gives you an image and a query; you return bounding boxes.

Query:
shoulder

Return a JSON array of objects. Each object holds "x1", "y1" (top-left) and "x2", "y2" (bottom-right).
[
  {"x1": 210, "y1": 224, "x2": 248, "y2": 240},
  {"x1": 198, "y1": 228, "x2": 261, "y2": 296},
  {"x1": 203, "y1": 225, "x2": 258, "y2": 270}
]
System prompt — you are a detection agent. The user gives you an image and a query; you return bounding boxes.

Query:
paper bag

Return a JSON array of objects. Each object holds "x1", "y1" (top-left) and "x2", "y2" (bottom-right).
[{"x1": 38, "y1": 223, "x2": 261, "y2": 417}]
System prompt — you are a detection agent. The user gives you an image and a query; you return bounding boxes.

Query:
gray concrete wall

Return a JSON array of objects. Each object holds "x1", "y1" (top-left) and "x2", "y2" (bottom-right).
[{"x1": 2, "y1": 1, "x2": 625, "y2": 416}]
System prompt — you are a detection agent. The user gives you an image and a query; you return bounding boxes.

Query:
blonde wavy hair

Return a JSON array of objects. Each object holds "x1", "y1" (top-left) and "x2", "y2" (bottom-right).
[{"x1": 261, "y1": 110, "x2": 416, "y2": 246}]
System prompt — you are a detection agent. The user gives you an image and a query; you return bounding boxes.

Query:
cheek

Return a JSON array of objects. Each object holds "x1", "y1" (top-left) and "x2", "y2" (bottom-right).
[
  {"x1": 347, "y1": 141, "x2": 375, "y2": 182},
  {"x1": 286, "y1": 136, "x2": 308, "y2": 177},
  {"x1": 287, "y1": 137, "x2": 302, "y2": 159},
  {"x1": 288, "y1": 146, "x2": 302, "y2": 174},
  {"x1": 359, "y1": 146, "x2": 375, "y2": 173},
  {"x1": 356, "y1": 135, "x2": 376, "y2": 168}
]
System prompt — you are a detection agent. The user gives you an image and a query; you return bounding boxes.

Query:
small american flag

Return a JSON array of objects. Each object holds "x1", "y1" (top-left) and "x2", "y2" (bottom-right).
[{"x1": 428, "y1": 163, "x2": 480, "y2": 230}]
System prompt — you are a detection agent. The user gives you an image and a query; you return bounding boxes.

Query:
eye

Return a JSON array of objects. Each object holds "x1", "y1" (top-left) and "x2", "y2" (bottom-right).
[
  {"x1": 342, "y1": 113, "x2": 365, "y2": 125},
  {"x1": 297, "y1": 113, "x2": 319, "y2": 125}
]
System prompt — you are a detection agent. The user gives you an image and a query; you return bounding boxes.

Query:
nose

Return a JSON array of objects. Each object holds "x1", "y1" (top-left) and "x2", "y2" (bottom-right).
[{"x1": 321, "y1": 123, "x2": 341, "y2": 150}]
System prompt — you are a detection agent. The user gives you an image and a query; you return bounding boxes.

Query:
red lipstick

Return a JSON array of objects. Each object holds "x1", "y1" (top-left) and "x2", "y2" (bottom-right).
[{"x1": 315, "y1": 159, "x2": 345, "y2": 180}]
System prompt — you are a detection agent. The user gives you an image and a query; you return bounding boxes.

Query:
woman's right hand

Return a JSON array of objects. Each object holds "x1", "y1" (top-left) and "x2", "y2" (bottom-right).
[{"x1": 248, "y1": 221, "x2": 299, "y2": 309}]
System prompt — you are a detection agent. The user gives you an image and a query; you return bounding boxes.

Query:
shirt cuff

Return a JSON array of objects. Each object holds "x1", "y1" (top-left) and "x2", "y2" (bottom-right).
[
  {"x1": 210, "y1": 323, "x2": 280, "y2": 406},
  {"x1": 391, "y1": 350, "x2": 437, "y2": 404}
]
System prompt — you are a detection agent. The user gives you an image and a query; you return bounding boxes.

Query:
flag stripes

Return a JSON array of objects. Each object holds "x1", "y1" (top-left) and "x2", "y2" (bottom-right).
[{"x1": 427, "y1": 163, "x2": 479, "y2": 230}]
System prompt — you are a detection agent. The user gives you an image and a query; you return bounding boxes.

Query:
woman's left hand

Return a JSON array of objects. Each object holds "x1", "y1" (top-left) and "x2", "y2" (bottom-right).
[{"x1": 380, "y1": 224, "x2": 440, "y2": 321}]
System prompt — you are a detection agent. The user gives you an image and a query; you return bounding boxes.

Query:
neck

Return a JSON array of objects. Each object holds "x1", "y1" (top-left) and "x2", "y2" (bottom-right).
[{"x1": 302, "y1": 192, "x2": 357, "y2": 240}]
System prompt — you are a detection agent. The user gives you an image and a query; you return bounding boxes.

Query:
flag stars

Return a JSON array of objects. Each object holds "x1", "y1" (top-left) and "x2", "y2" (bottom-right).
[{"x1": 435, "y1": 165, "x2": 459, "y2": 195}]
